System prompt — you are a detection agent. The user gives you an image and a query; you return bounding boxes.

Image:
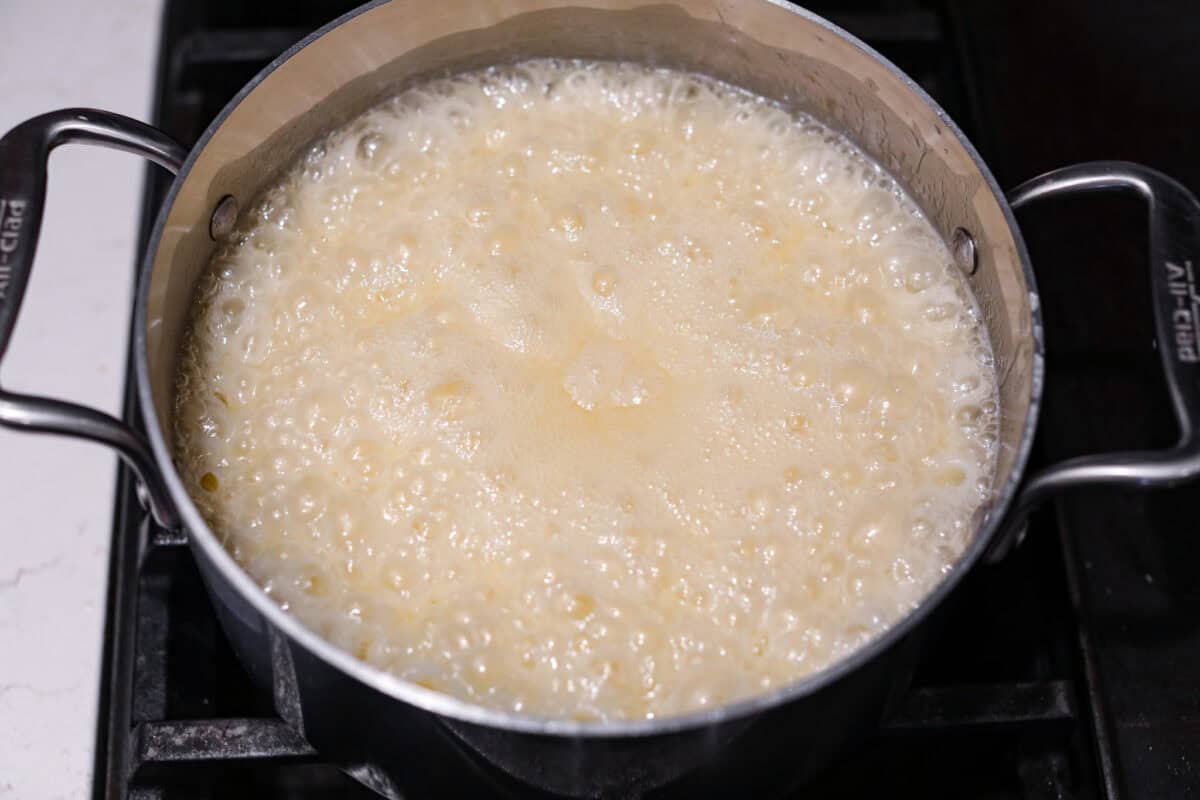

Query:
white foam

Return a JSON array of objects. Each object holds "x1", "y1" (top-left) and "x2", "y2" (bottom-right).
[{"x1": 174, "y1": 60, "x2": 999, "y2": 721}]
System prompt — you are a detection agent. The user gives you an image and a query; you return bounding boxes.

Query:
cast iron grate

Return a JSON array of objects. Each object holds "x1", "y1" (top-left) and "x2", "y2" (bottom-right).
[
  {"x1": 110, "y1": 532, "x2": 1091, "y2": 799},
  {"x1": 94, "y1": 2, "x2": 1112, "y2": 798}
]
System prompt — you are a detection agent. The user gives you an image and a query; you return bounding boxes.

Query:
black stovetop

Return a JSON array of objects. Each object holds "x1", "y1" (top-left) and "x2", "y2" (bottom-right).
[{"x1": 94, "y1": 2, "x2": 1200, "y2": 798}]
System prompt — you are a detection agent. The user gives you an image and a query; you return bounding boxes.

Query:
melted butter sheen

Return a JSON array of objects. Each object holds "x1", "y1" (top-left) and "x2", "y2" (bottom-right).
[{"x1": 174, "y1": 61, "x2": 999, "y2": 721}]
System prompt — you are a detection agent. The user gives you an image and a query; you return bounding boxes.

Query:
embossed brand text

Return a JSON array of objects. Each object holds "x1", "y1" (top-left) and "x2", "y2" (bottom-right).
[
  {"x1": 1166, "y1": 259, "x2": 1200, "y2": 363},
  {"x1": 0, "y1": 197, "x2": 27, "y2": 300}
]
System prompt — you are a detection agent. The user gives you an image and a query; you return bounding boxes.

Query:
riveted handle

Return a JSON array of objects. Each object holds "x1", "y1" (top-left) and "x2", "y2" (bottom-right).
[
  {"x1": 989, "y1": 161, "x2": 1200, "y2": 559},
  {"x1": 0, "y1": 109, "x2": 188, "y2": 530}
]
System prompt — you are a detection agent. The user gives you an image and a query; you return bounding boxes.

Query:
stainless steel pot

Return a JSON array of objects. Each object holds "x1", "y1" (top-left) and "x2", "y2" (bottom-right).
[{"x1": 3, "y1": 1, "x2": 1199, "y2": 796}]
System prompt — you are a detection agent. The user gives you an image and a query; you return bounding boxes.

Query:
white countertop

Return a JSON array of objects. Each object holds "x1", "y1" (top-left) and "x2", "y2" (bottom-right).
[{"x1": 0, "y1": 2, "x2": 162, "y2": 798}]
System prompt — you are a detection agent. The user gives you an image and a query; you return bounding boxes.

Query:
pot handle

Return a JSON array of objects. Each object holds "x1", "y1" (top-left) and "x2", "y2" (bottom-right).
[
  {"x1": 989, "y1": 160, "x2": 1200, "y2": 559},
  {"x1": 0, "y1": 109, "x2": 187, "y2": 530}
]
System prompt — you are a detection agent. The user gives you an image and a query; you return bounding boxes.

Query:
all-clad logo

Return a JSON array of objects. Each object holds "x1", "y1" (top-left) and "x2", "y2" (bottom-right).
[
  {"x1": 1166, "y1": 259, "x2": 1200, "y2": 364},
  {"x1": 0, "y1": 197, "x2": 26, "y2": 300}
]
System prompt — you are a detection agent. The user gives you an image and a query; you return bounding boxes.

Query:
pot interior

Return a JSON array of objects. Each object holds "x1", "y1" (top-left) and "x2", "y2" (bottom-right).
[{"x1": 141, "y1": 0, "x2": 1038, "y2": 669}]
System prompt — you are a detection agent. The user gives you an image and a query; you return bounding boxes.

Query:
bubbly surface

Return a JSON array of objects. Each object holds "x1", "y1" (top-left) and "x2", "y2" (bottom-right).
[{"x1": 174, "y1": 60, "x2": 998, "y2": 721}]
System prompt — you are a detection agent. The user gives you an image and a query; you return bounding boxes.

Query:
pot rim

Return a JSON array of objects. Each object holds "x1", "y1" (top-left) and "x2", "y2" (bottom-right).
[{"x1": 134, "y1": 0, "x2": 1045, "y2": 738}]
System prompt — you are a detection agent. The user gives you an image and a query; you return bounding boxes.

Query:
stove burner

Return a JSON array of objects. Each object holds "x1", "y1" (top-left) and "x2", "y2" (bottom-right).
[{"x1": 94, "y1": 1, "x2": 1200, "y2": 797}]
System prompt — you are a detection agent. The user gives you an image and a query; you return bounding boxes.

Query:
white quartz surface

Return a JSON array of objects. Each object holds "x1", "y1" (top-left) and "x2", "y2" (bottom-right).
[{"x1": 0, "y1": 2, "x2": 162, "y2": 797}]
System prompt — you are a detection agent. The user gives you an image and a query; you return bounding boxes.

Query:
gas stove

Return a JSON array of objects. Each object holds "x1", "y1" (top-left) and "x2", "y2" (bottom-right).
[{"x1": 94, "y1": 2, "x2": 1200, "y2": 797}]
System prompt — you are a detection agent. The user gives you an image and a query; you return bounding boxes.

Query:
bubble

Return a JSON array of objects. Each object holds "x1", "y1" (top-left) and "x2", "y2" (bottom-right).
[
  {"x1": 904, "y1": 265, "x2": 936, "y2": 293},
  {"x1": 343, "y1": 439, "x2": 383, "y2": 486},
  {"x1": 565, "y1": 593, "x2": 596, "y2": 620},
  {"x1": 853, "y1": 190, "x2": 897, "y2": 228},
  {"x1": 849, "y1": 512, "x2": 897, "y2": 554},
  {"x1": 357, "y1": 132, "x2": 386, "y2": 163},
  {"x1": 304, "y1": 143, "x2": 327, "y2": 166},
  {"x1": 924, "y1": 302, "x2": 957, "y2": 322},
  {"x1": 555, "y1": 207, "x2": 585, "y2": 237},
  {"x1": 784, "y1": 358, "x2": 812, "y2": 389},
  {"x1": 427, "y1": 379, "x2": 478, "y2": 422},
  {"x1": 488, "y1": 225, "x2": 519, "y2": 257},
  {"x1": 238, "y1": 332, "x2": 272, "y2": 365},
  {"x1": 930, "y1": 462, "x2": 968, "y2": 489},
  {"x1": 591, "y1": 268, "x2": 618, "y2": 297},
  {"x1": 954, "y1": 374, "x2": 982, "y2": 395},
  {"x1": 745, "y1": 214, "x2": 773, "y2": 242},
  {"x1": 466, "y1": 206, "x2": 492, "y2": 227},
  {"x1": 289, "y1": 476, "x2": 327, "y2": 520},
  {"x1": 747, "y1": 488, "x2": 776, "y2": 521},
  {"x1": 847, "y1": 288, "x2": 885, "y2": 325},
  {"x1": 819, "y1": 552, "x2": 846, "y2": 581},
  {"x1": 621, "y1": 130, "x2": 656, "y2": 157},
  {"x1": 746, "y1": 292, "x2": 787, "y2": 328},
  {"x1": 831, "y1": 362, "x2": 879, "y2": 412}
]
